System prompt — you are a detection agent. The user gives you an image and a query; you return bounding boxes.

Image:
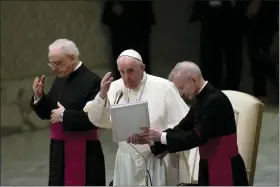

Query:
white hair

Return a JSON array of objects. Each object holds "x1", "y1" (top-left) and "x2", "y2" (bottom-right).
[
  {"x1": 168, "y1": 61, "x2": 202, "y2": 81},
  {"x1": 48, "y1": 39, "x2": 79, "y2": 60}
]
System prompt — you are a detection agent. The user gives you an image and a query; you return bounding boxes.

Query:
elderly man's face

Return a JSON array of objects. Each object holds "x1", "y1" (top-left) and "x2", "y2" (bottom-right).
[
  {"x1": 118, "y1": 56, "x2": 145, "y2": 89},
  {"x1": 172, "y1": 75, "x2": 198, "y2": 100},
  {"x1": 48, "y1": 49, "x2": 76, "y2": 78}
]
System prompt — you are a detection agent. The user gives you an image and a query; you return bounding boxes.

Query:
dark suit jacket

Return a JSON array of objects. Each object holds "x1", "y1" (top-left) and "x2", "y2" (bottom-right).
[
  {"x1": 190, "y1": 0, "x2": 248, "y2": 23},
  {"x1": 101, "y1": 0, "x2": 155, "y2": 30}
]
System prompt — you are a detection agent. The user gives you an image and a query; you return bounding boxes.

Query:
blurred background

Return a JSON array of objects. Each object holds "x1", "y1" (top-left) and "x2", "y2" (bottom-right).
[{"x1": 1, "y1": 0, "x2": 279, "y2": 185}]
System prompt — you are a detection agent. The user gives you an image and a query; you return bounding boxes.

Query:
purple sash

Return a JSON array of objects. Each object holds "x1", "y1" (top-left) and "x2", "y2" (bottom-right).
[
  {"x1": 199, "y1": 134, "x2": 239, "y2": 185},
  {"x1": 50, "y1": 122, "x2": 98, "y2": 186}
]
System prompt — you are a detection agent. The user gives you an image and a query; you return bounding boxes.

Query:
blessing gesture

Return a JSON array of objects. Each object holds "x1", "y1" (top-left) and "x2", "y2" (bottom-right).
[
  {"x1": 33, "y1": 75, "x2": 45, "y2": 99},
  {"x1": 99, "y1": 72, "x2": 114, "y2": 99}
]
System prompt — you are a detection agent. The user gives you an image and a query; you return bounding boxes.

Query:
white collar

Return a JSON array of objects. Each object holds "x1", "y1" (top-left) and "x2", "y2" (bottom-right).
[
  {"x1": 74, "y1": 61, "x2": 82, "y2": 71},
  {"x1": 198, "y1": 81, "x2": 208, "y2": 94}
]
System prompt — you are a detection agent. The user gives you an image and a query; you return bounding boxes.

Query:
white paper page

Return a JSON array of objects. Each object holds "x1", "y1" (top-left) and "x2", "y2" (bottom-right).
[{"x1": 110, "y1": 100, "x2": 150, "y2": 142}]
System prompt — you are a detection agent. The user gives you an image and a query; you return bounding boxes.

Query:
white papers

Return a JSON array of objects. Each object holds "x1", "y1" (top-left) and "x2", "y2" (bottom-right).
[{"x1": 110, "y1": 100, "x2": 150, "y2": 143}]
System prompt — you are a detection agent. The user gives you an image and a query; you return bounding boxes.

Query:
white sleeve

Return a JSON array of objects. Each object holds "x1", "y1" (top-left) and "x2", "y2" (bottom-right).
[
  {"x1": 97, "y1": 94, "x2": 106, "y2": 106},
  {"x1": 83, "y1": 93, "x2": 112, "y2": 129},
  {"x1": 164, "y1": 83, "x2": 189, "y2": 129}
]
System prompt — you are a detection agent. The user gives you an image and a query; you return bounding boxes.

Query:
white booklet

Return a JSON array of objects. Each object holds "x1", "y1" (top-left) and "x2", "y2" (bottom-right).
[{"x1": 110, "y1": 100, "x2": 150, "y2": 143}]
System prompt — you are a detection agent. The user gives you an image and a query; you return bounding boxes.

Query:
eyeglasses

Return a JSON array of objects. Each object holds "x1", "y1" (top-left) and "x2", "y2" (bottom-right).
[
  {"x1": 48, "y1": 62, "x2": 61, "y2": 68},
  {"x1": 48, "y1": 63, "x2": 54, "y2": 68}
]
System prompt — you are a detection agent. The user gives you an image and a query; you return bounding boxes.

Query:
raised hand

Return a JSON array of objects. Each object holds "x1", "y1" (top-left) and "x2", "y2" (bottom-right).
[
  {"x1": 99, "y1": 72, "x2": 114, "y2": 99},
  {"x1": 33, "y1": 75, "x2": 45, "y2": 99}
]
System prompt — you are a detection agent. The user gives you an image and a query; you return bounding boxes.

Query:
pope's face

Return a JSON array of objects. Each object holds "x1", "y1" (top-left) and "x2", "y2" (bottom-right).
[{"x1": 117, "y1": 56, "x2": 145, "y2": 89}]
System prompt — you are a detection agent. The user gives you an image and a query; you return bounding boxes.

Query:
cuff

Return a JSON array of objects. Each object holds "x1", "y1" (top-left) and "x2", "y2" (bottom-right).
[
  {"x1": 161, "y1": 132, "x2": 167, "y2": 145},
  {"x1": 60, "y1": 111, "x2": 64, "y2": 122},
  {"x1": 33, "y1": 95, "x2": 42, "y2": 105},
  {"x1": 97, "y1": 93, "x2": 107, "y2": 107}
]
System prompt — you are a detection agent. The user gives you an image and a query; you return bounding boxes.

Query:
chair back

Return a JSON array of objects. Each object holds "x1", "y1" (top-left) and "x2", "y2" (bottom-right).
[{"x1": 222, "y1": 90, "x2": 264, "y2": 185}]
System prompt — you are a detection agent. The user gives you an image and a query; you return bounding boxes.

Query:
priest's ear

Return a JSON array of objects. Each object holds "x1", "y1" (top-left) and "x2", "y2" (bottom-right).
[{"x1": 190, "y1": 75, "x2": 197, "y2": 84}]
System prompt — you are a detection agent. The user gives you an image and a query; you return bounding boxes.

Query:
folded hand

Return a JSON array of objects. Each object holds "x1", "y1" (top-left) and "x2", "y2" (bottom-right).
[{"x1": 50, "y1": 102, "x2": 65, "y2": 123}]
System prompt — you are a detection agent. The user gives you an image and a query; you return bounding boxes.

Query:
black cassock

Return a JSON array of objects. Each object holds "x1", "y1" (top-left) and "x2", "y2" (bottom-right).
[
  {"x1": 151, "y1": 83, "x2": 248, "y2": 186},
  {"x1": 30, "y1": 64, "x2": 105, "y2": 186}
]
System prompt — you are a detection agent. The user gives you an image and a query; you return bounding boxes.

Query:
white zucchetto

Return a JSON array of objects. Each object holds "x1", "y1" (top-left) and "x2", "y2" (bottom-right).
[{"x1": 118, "y1": 49, "x2": 143, "y2": 62}]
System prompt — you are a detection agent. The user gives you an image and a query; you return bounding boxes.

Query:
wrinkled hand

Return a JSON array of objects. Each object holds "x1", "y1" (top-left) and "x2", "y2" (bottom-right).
[
  {"x1": 33, "y1": 75, "x2": 45, "y2": 98},
  {"x1": 99, "y1": 72, "x2": 114, "y2": 99},
  {"x1": 138, "y1": 127, "x2": 162, "y2": 142},
  {"x1": 246, "y1": 0, "x2": 262, "y2": 18},
  {"x1": 50, "y1": 102, "x2": 65, "y2": 123},
  {"x1": 127, "y1": 133, "x2": 150, "y2": 145}
]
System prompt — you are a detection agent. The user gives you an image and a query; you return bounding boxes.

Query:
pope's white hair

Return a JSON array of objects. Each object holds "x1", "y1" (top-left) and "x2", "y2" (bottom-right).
[
  {"x1": 168, "y1": 61, "x2": 202, "y2": 81},
  {"x1": 48, "y1": 39, "x2": 79, "y2": 60}
]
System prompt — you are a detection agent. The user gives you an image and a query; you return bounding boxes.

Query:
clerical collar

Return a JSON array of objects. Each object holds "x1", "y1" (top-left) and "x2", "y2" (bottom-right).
[
  {"x1": 196, "y1": 81, "x2": 208, "y2": 100},
  {"x1": 196, "y1": 81, "x2": 217, "y2": 101},
  {"x1": 66, "y1": 61, "x2": 83, "y2": 80},
  {"x1": 198, "y1": 81, "x2": 208, "y2": 94},
  {"x1": 74, "y1": 61, "x2": 82, "y2": 71}
]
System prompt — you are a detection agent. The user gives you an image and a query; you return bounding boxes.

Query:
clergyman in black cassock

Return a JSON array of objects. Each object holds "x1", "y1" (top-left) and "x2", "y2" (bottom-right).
[
  {"x1": 129, "y1": 61, "x2": 249, "y2": 186},
  {"x1": 30, "y1": 39, "x2": 105, "y2": 186}
]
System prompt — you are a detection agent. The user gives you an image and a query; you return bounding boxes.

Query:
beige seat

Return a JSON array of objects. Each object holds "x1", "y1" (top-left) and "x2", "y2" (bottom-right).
[
  {"x1": 188, "y1": 147, "x2": 200, "y2": 184},
  {"x1": 178, "y1": 148, "x2": 200, "y2": 184},
  {"x1": 188, "y1": 90, "x2": 264, "y2": 185},
  {"x1": 222, "y1": 90, "x2": 265, "y2": 185}
]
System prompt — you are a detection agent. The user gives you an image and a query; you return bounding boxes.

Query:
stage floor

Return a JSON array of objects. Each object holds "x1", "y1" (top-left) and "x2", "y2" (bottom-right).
[{"x1": 1, "y1": 106, "x2": 279, "y2": 185}]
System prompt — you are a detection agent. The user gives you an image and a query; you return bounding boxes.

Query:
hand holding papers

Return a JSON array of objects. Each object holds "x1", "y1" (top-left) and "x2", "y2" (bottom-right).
[
  {"x1": 110, "y1": 100, "x2": 150, "y2": 142},
  {"x1": 127, "y1": 127, "x2": 162, "y2": 145}
]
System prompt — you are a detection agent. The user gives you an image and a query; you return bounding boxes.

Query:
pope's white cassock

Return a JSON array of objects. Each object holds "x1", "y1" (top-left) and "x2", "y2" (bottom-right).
[{"x1": 83, "y1": 50, "x2": 198, "y2": 185}]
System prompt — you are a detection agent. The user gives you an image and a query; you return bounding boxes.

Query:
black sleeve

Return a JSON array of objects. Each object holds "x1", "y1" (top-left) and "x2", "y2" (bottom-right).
[
  {"x1": 165, "y1": 94, "x2": 223, "y2": 153},
  {"x1": 63, "y1": 77, "x2": 101, "y2": 131},
  {"x1": 30, "y1": 92, "x2": 52, "y2": 120},
  {"x1": 150, "y1": 106, "x2": 196, "y2": 155},
  {"x1": 173, "y1": 105, "x2": 196, "y2": 132},
  {"x1": 150, "y1": 141, "x2": 168, "y2": 156}
]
